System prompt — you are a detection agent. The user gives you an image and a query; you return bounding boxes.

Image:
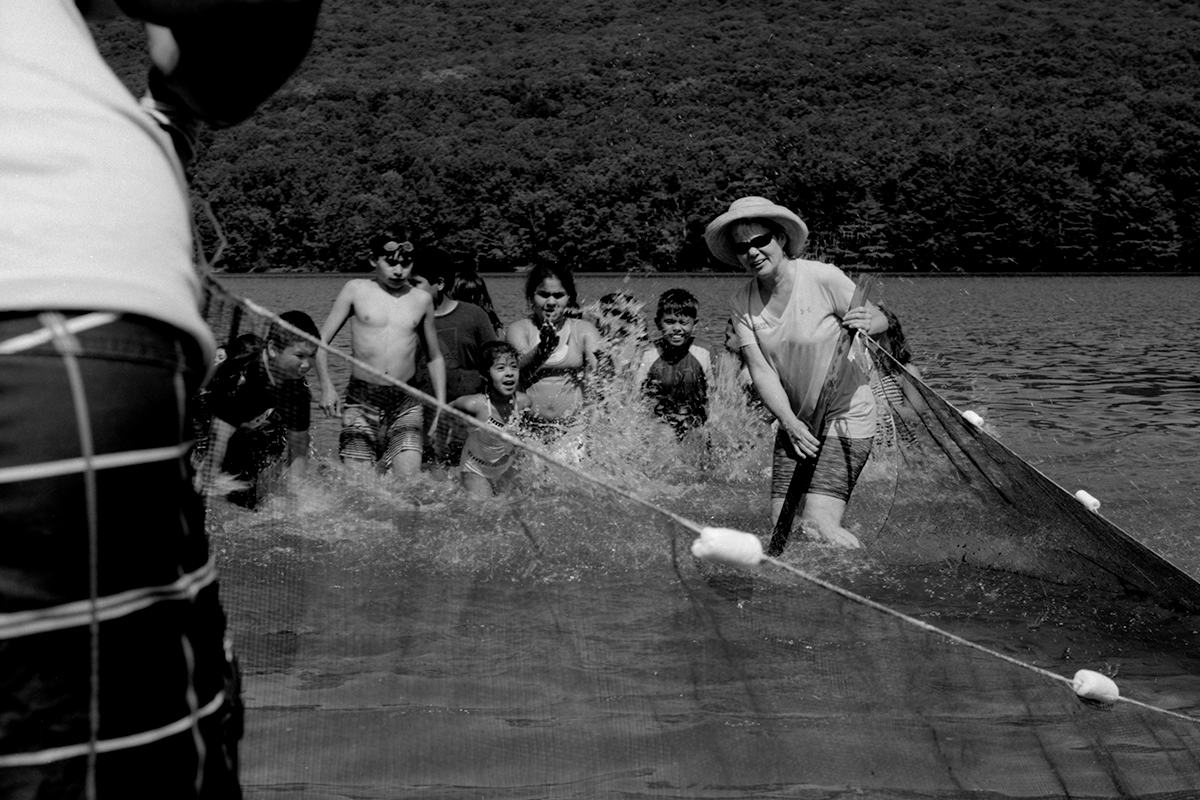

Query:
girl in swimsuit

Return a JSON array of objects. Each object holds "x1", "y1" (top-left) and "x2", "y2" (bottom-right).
[
  {"x1": 505, "y1": 264, "x2": 600, "y2": 431},
  {"x1": 451, "y1": 342, "x2": 531, "y2": 498}
]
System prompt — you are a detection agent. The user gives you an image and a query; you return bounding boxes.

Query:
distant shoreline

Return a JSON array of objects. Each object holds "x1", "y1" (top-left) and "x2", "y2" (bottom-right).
[{"x1": 212, "y1": 271, "x2": 1199, "y2": 278}]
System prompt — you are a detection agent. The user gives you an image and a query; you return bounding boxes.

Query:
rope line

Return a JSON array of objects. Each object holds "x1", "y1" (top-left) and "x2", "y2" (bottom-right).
[
  {"x1": 0, "y1": 443, "x2": 192, "y2": 485},
  {"x1": 0, "y1": 691, "x2": 226, "y2": 768},
  {"x1": 0, "y1": 559, "x2": 218, "y2": 640},
  {"x1": 0, "y1": 313, "x2": 119, "y2": 355},
  {"x1": 763, "y1": 555, "x2": 1200, "y2": 723}
]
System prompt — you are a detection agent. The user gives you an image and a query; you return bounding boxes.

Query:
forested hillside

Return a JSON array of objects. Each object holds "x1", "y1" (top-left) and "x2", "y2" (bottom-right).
[{"x1": 94, "y1": 0, "x2": 1200, "y2": 273}]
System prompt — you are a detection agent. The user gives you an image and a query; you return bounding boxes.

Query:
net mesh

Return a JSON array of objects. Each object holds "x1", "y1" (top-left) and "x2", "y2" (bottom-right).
[{"x1": 193, "y1": 275, "x2": 1200, "y2": 799}]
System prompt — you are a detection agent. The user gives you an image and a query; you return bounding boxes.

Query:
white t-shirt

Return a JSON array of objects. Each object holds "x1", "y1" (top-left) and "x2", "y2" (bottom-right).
[
  {"x1": 0, "y1": 0, "x2": 214, "y2": 359},
  {"x1": 730, "y1": 259, "x2": 875, "y2": 438}
]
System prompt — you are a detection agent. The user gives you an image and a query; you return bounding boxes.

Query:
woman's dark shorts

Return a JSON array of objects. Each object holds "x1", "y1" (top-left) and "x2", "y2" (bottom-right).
[{"x1": 770, "y1": 428, "x2": 873, "y2": 502}]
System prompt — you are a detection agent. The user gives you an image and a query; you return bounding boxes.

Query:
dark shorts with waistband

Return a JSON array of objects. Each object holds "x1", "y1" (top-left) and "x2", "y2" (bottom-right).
[{"x1": 0, "y1": 311, "x2": 241, "y2": 798}]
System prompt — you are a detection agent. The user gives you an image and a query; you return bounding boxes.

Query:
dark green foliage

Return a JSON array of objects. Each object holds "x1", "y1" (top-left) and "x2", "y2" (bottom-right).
[{"x1": 91, "y1": 0, "x2": 1200, "y2": 272}]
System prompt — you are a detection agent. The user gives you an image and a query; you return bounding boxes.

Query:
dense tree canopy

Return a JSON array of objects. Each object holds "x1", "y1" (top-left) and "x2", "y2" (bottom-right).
[{"x1": 94, "y1": 0, "x2": 1200, "y2": 273}]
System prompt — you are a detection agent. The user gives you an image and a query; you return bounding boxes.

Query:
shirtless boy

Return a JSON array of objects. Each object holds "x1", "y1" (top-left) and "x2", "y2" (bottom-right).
[{"x1": 315, "y1": 226, "x2": 447, "y2": 476}]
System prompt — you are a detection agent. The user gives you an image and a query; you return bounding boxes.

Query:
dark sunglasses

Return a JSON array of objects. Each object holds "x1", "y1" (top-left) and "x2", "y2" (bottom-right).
[{"x1": 732, "y1": 233, "x2": 774, "y2": 255}]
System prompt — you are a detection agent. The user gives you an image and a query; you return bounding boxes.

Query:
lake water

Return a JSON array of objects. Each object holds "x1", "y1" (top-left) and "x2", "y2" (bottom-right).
[
  {"x1": 216, "y1": 272, "x2": 1200, "y2": 574},
  {"x1": 209, "y1": 272, "x2": 1200, "y2": 798}
]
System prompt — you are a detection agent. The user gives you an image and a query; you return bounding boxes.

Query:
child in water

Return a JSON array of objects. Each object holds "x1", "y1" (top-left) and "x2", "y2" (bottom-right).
[
  {"x1": 451, "y1": 341, "x2": 532, "y2": 498},
  {"x1": 314, "y1": 225, "x2": 446, "y2": 477},
  {"x1": 635, "y1": 289, "x2": 712, "y2": 439},
  {"x1": 196, "y1": 311, "x2": 319, "y2": 508}
]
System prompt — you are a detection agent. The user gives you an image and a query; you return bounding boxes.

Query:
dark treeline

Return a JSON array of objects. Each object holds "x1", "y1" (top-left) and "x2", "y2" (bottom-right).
[{"x1": 95, "y1": 0, "x2": 1200, "y2": 273}]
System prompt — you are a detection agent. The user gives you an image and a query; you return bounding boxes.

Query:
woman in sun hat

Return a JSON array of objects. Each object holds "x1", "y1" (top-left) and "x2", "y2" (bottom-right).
[{"x1": 706, "y1": 196, "x2": 888, "y2": 549}]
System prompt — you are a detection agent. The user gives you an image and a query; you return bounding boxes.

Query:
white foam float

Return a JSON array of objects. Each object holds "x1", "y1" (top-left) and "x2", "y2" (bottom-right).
[
  {"x1": 1072, "y1": 669, "x2": 1119, "y2": 702},
  {"x1": 691, "y1": 527, "x2": 764, "y2": 570},
  {"x1": 1074, "y1": 490, "x2": 1101, "y2": 512}
]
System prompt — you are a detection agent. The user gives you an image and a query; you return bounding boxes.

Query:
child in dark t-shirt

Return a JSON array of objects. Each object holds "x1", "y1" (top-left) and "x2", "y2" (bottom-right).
[
  {"x1": 635, "y1": 289, "x2": 711, "y2": 439},
  {"x1": 409, "y1": 250, "x2": 498, "y2": 467},
  {"x1": 196, "y1": 310, "x2": 319, "y2": 508}
]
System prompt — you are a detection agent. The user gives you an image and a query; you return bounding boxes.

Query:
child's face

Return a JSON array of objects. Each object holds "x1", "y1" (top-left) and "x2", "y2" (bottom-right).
[
  {"x1": 488, "y1": 355, "x2": 519, "y2": 397},
  {"x1": 374, "y1": 254, "x2": 413, "y2": 290},
  {"x1": 531, "y1": 278, "x2": 568, "y2": 325},
  {"x1": 657, "y1": 312, "x2": 696, "y2": 348},
  {"x1": 271, "y1": 341, "x2": 317, "y2": 380}
]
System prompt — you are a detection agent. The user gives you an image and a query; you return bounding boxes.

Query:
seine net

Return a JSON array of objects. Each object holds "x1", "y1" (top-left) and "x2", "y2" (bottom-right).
[{"x1": 193, "y1": 275, "x2": 1200, "y2": 799}]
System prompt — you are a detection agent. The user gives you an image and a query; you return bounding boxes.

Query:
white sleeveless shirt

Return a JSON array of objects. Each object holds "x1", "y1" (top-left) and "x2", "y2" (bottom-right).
[{"x1": 0, "y1": 0, "x2": 214, "y2": 359}]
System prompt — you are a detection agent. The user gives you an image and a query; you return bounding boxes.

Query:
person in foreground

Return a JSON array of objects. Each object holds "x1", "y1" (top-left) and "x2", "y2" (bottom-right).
[
  {"x1": 706, "y1": 197, "x2": 888, "y2": 549},
  {"x1": 314, "y1": 226, "x2": 447, "y2": 478},
  {"x1": 505, "y1": 263, "x2": 600, "y2": 439},
  {"x1": 451, "y1": 342, "x2": 531, "y2": 499},
  {"x1": 0, "y1": 0, "x2": 320, "y2": 795},
  {"x1": 196, "y1": 311, "x2": 319, "y2": 509}
]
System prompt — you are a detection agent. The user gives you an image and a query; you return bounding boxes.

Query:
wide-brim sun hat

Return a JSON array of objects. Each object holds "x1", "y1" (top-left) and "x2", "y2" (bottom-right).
[{"x1": 703, "y1": 196, "x2": 809, "y2": 266}]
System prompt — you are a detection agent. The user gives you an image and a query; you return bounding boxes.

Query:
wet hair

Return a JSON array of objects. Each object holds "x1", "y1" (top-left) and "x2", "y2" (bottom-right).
[
  {"x1": 270, "y1": 310, "x2": 319, "y2": 348},
  {"x1": 481, "y1": 340, "x2": 520, "y2": 370},
  {"x1": 207, "y1": 332, "x2": 265, "y2": 397},
  {"x1": 368, "y1": 223, "x2": 415, "y2": 258},
  {"x1": 410, "y1": 246, "x2": 455, "y2": 288},
  {"x1": 656, "y1": 288, "x2": 699, "y2": 323},
  {"x1": 524, "y1": 262, "x2": 579, "y2": 309},
  {"x1": 874, "y1": 306, "x2": 913, "y2": 365},
  {"x1": 448, "y1": 270, "x2": 503, "y2": 332},
  {"x1": 224, "y1": 332, "x2": 265, "y2": 361}
]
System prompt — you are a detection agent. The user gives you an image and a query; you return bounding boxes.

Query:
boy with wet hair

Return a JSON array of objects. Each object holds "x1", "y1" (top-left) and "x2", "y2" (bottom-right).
[
  {"x1": 409, "y1": 248, "x2": 498, "y2": 467},
  {"x1": 635, "y1": 288, "x2": 712, "y2": 438},
  {"x1": 314, "y1": 225, "x2": 447, "y2": 477},
  {"x1": 409, "y1": 248, "x2": 498, "y2": 403},
  {"x1": 198, "y1": 310, "x2": 319, "y2": 508}
]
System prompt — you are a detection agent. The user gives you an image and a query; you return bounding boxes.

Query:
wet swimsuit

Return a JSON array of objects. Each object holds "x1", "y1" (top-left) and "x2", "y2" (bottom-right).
[
  {"x1": 525, "y1": 319, "x2": 586, "y2": 422},
  {"x1": 460, "y1": 397, "x2": 518, "y2": 481},
  {"x1": 636, "y1": 341, "x2": 711, "y2": 438}
]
